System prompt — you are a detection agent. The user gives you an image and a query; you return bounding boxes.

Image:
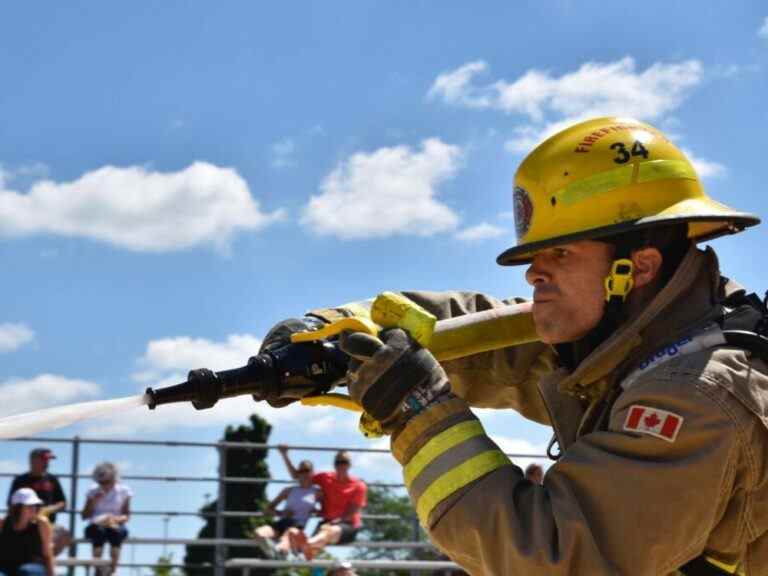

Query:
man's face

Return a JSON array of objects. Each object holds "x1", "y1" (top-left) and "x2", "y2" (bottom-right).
[
  {"x1": 334, "y1": 451, "x2": 351, "y2": 475},
  {"x1": 527, "y1": 468, "x2": 543, "y2": 484},
  {"x1": 525, "y1": 240, "x2": 613, "y2": 344},
  {"x1": 30, "y1": 455, "x2": 48, "y2": 475}
]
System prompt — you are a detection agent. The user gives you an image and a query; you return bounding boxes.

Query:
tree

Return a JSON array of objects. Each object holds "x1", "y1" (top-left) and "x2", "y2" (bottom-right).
[
  {"x1": 184, "y1": 413, "x2": 273, "y2": 575},
  {"x1": 152, "y1": 552, "x2": 180, "y2": 576}
]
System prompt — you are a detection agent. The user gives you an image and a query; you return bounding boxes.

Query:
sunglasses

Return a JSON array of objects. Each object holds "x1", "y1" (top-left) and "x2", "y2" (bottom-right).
[{"x1": 334, "y1": 460, "x2": 350, "y2": 466}]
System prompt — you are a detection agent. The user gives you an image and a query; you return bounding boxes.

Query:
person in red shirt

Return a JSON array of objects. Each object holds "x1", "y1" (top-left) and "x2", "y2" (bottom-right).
[{"x1": 278, "y1": 446, "x2": 367, "y2": 559}]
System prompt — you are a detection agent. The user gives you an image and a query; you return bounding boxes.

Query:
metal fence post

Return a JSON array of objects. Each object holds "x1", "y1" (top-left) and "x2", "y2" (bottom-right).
[
  {"x1": 68, "y1": 436, "x2": 80, "y2": 576},
  {"x1": 411, "y1": 514, "x2": 421, "y2": 576},
  {"x1": 215, "y1": 444, "x2": 227, "y2": 576}
]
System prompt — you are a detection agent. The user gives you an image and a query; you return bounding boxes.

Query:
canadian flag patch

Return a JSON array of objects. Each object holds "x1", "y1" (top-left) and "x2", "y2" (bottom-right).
[{"x1": 623, "y1": 405, "x2": 684, "y2": 442}]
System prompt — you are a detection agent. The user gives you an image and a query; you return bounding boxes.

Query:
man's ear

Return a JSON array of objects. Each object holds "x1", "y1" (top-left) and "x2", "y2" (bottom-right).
[{"x1": 631, "y1": 247, "x2": 663, "y2": 288}]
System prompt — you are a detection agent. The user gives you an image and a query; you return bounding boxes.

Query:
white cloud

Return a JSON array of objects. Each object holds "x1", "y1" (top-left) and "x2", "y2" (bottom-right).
[
  {"x1": 681, "y1": 148, "x2": 726, "y2": 179},
  {"x1": 0, "y1": 374, "x2": 100, "y2": 417},
  {"x1": 759, "y1": 17, "x2": 768, "y2": 39},
  {"x1": 0, "y1": 323, "x2": 35, "y2": 353},
  {"x1": 430, "y1": 57, "x2": 702, "y2": 121},
  {"x1": 427, "y1": 61, "x2": 493, "y2": 108},
  {"x1": 429, "y1": 57, "x2": 703, "y2": 153},
  {"x1": 271, "y1": 138, "x2": 296, "y2": 169},
  {"x1": 0, "y1": 162, "x2": 285, "y2": 252},
  {"x1": 301, "y1": 139, "x2": 463, "y2": 239},
  {"x1": 455, "y1": 222, "x2": 506, "y2": 242},
  {"x1": 134, "y1": 333, "x2": 263, "y2": 382}
]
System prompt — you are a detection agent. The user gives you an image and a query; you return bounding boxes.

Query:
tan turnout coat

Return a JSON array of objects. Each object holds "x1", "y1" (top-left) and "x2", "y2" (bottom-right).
[{"x1": 317, "y1": 247, "x2": 768, "y2": 575}]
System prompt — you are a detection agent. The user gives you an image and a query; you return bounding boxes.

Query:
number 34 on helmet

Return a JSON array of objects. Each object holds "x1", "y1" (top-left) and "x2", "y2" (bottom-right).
[{"x1": 497, "y1": 116, "x2": 760, "y2": 266}]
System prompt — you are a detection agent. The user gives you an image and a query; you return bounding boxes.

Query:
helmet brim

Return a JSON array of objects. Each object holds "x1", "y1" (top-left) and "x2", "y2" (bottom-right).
[{"x1": 497, "y1": 200, "x2": 760, "y2": 266}]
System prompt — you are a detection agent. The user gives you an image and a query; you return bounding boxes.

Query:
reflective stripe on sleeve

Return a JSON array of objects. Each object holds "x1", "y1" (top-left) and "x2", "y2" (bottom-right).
[
  {"x1": 402, "y1": 419, "x2": 511, "y2": 526},
  {"x1": 414, "y1": 450, "x2": 511, "y2": 526},
  {"x1": 403, "y1": 420, "x2": 485, "y2": 485}
]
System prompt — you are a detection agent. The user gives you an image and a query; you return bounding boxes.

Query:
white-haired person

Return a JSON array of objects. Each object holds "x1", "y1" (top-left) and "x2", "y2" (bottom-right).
[
  {"x1": 0, "y1": 488, "x2": 55, "y2": 576},
  {"x1": 253, "y1": 458, "x2": 321, "y2": 558},
  {"x1": 82, "y1": 462, "x2": 132, "y2": 575}
]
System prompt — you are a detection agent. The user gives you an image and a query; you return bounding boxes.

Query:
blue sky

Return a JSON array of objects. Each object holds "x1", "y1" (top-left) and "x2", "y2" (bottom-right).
[{"x1": 1, "y1": 1, "x2": 768, "y2": 570}]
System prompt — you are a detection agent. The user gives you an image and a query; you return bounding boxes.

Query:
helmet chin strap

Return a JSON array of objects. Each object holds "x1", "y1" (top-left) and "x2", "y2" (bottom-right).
[{"x1": 554, "y1": 241, "x2": 636, "y2": 371}]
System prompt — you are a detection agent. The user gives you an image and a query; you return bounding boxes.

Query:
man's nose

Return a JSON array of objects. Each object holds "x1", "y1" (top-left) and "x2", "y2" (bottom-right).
[{"x1": 525, "y1": 256, "x2": 550, "y2": 286}]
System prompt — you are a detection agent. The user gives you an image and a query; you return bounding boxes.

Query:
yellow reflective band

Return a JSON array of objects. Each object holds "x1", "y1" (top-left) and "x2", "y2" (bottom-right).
[
  {"x1": 704, "y1": 556, "x2": 740, "y2": 574},
  {"x1": 557, "y1": 159, "x2": 697, "y2": 207},
  {"x1": 558, "y1": 164, "x2": 633, "y2": 206},
  {"x1": 638, "y1": 159, "x2": 697, "y2": 184},
  {"x1": 403, "y1": 420, "x2": 485, "y2": 487},
  {"x1": 415, "y1": 450, "x2": 510, "y2": 526}
]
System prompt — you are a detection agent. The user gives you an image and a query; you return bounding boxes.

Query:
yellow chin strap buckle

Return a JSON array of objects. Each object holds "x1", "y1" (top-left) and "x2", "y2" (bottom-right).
[{"x1": 604, "y1": 258, "x2": 634, "y2": 301}]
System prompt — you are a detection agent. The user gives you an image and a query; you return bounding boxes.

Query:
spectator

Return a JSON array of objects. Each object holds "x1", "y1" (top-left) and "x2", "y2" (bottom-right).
[
  {"x1": 7, "y1": 447, "x2": 71, "y2": 555},
  {"x1": 279, "y1": 447, "x2": 367, "y2": 560},
  {"x1": 0, "y1": 488, "x2": 55, "y2": 576},
  {"x1": 252, "y1": 459, "x2": 320, "y2": 557},
  {"x1": 524, "y1": 463, "x2": 544, "y2": 485},
  {"x1": 82, "y1": 462, "x2": 132, "y2": 575}
]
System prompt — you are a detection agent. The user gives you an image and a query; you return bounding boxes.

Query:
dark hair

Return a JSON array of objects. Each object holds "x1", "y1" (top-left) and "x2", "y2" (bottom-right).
[
  {"x1": 297, "y1": 460, "x2": 314, "y2": 472},
  {"x1": 524, "y1": 463, "x2": 543, "y2": 476},
  {"x1": 604, "y1": 224, "x2": 691, "y2": 286},
  {"x1": 334, "y1": 451, "x2": 351, "y2": 465},
  {"x1": 8, "y1": 504, "x2": 24, "y2": 527}
]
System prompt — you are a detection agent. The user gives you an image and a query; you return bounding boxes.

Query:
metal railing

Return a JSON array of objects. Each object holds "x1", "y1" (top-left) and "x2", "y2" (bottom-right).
[
  {"x1": 226, "y1": 558, "x2": 462, "y2": 574},
  {"x1": 5, "y1": 435, "x2": 546, "y2": 575}
]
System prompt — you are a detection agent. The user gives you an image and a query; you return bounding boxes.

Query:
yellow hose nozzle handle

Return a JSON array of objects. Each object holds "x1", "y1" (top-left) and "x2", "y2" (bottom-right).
[
  {"x1": 300, "y1": 393, "x2": 362, "y2": 412},
  {"x1": 294, "y1": 294, "x2": 538, "y2": 438},
  {"x1": 290, "y1": 316, "x2": 380, "y2": 343},
  {"x1": 369, "y1": 291, "x2": 437, "y2": 347},
  {"x1": 293, "y1": 293, "x2": 437, "y2": 438},
  {"x1": 289, "y1": 292, "x2": 437, "y2": 346}
]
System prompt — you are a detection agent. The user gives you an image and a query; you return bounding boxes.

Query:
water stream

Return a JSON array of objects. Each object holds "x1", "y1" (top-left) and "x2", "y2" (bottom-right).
[{"x1": 0, "y1": 394, "x2": 148, "y2": 439}]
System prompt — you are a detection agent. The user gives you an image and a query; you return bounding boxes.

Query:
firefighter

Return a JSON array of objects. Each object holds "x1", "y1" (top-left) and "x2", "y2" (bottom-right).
[{"x1": 283, "y1": 117, "x2": 767, "y2": 575}]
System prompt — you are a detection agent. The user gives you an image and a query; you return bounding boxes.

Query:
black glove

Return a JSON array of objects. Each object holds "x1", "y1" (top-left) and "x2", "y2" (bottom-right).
[
  {"x1": 254, "y1": 316, "x2": 344, "y2": 408},
  {"x1": 339, "y1": 328, "x2": 450, "y2": 434},
  {"x1": 260, "y1": 316, "x2": 326, "y2": 353}
]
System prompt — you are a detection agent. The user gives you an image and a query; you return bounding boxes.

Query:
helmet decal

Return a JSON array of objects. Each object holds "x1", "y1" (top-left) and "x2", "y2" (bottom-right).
[{"x1": 513, "y1": 186, "x2": 534, "y2": 239}]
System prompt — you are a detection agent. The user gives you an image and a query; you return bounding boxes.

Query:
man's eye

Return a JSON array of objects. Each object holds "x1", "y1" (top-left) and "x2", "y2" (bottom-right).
[{"x1": 554, "y1": 248, "x2": 569, "y2": 258}]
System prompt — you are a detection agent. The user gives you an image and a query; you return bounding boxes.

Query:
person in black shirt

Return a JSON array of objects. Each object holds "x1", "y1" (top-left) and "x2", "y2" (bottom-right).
[
  {"x1": 7, "y1": 448, "x2": 70, "y2": 555},
  {"x1": 0, "y1": 488, "x2": 55, "y2": 576}
]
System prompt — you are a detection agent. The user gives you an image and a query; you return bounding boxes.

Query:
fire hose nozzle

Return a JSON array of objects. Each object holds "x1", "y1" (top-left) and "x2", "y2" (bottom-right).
[
  {"x1": 145, "y1": 367, "x2": 223, "y2": 410},
  {"x1": 143, "y1": 342, "x2": 346, "y2": 411}
]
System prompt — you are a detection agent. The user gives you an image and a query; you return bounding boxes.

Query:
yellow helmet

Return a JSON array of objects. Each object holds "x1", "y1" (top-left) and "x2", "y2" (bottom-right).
[{"x1": 497, "y1": 117, "x2": 760, "y2": 266}]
